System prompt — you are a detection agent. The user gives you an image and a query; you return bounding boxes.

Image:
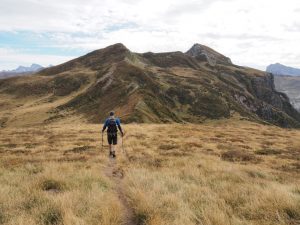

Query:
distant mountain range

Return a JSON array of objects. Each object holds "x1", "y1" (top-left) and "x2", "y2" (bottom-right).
[
  {"x1": 0, "y1": 64, "x2": 45, "y2": 79},
  {"x1": 274, "y1": 76, "x2": 300, "y2": 112},
  {"x1": 265, "y1": 63, "x2": 300, "y2": 112},
  {"x1": 266, "y1": 63, "x2": 300, "y2": 76}
]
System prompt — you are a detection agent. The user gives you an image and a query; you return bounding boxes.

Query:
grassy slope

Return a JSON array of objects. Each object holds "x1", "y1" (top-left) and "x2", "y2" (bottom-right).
[
  {"x1": 0, "y1": 119, "x2": 299, "y2": 225},
  {"x1": 0, "y1": 69, "x2": 96, "y2": 127}
]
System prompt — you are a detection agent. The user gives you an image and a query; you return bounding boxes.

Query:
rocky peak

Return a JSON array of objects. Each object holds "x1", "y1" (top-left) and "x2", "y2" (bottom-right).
[
  {"x1": 103, "y1": 43, "x2": 129, "y2": 52},
  {"x1": 86, "y1": 43, "x2": 130, "y2": 58},
  {"x1": 186, "y1": 43, "x2": 232, "y2": 66}
]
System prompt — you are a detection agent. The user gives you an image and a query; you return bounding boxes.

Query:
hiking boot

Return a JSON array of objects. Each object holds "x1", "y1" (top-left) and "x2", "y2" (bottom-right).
[
  {"x1": 112, "y1": 151, "x2": 116, "y2": 158},
  {"x1": 109, "y1": 151, "x2": 113, "y2": 157}
]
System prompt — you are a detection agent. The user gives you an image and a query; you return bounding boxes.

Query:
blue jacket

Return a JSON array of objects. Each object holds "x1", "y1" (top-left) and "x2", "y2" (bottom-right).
[{"x1": 102, "y1": 117, "x2": 123, "y2": 133}]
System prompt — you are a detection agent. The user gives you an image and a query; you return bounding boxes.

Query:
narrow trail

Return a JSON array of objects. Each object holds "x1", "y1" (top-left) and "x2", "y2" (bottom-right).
[{"x1": 103, "y1": 157, "x2": 139, "y2": 225}]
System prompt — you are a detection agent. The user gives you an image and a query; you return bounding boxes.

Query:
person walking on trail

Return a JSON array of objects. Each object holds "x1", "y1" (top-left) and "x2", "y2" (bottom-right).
[{"x1": 102, "y1": 111, "x2": 124, "y2": 158}]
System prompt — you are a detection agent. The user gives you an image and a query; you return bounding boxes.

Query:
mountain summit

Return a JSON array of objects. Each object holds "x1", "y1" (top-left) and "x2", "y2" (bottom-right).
[
  {"x1": 186, "y1": 43, "x2": 232, "y2": 66},
  {"x1": 41, "y1": 43, "x2": 130, "y2": 76},
  {"x1": 0, "y1": 43, "x2": 299, "y2": 127}
]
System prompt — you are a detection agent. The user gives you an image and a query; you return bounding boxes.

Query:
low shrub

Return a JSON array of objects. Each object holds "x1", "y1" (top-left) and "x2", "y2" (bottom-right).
[
  {"x1": 255, "y1": 148, "x2": 282, "y2": 155},
  {"x1": 159, "y1": 144, "x2": 177, "y2": 150},
  {"x1": 221, "y1": 150, "x2": 259, "y2": 163}
]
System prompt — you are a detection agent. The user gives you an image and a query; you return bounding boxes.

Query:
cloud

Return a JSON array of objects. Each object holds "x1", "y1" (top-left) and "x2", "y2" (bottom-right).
[
  {"x1": 283, "y1": 23, "x2": 300, "y2": 32},
  {"x1": 0, "y1": 0, "x2": 300, "y2": 70},
  {"x1": 200, "y1": 33, "x2": 282, "y2": 42},
  {"x1": 164, "y1": 0, "x2": 227, "y2": 17}
]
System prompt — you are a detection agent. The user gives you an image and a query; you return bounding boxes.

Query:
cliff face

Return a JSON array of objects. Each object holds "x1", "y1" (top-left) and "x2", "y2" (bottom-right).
[
  {"x1": 187, "y1": 47, "x2": 300, "y2": 127},
  {"x1": 247, "y1": 73, "x2": 300, "y2": 127},
  {"x1": 0, "y1": 43, "x2": 300, "y2": 128}
]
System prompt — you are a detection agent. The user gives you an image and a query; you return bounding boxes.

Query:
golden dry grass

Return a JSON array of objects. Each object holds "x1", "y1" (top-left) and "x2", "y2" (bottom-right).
[{"x1": 0, "y1": 119, "x2": 300, "y2": 225}]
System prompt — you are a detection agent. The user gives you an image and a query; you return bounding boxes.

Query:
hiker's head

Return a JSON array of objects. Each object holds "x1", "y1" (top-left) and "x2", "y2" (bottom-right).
[{"x1": 109, "y1": 111, "x2": 115, "y2": 117}]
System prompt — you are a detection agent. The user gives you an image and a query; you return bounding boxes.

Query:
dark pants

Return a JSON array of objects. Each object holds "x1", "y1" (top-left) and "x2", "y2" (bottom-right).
[{"x1": 107, "y1": 133, "x2": 117, "y2": 145}]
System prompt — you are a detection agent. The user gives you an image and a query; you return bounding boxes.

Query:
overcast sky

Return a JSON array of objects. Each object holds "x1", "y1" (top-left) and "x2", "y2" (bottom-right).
[{"x1": 0, "y1": 0, "x2": 300, "y2": 70}]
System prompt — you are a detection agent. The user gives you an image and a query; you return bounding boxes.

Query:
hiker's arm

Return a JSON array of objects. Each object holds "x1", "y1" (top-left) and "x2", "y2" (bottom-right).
[
  {"x1": 118, "y1": 125, "x2": 123, "y2": 134},
  {"x1": 116, "y1": 119, "x2": 123, "y2": 135},
  {"x1": 102, "y1": 120, "x2": 108, "y2": 132}
]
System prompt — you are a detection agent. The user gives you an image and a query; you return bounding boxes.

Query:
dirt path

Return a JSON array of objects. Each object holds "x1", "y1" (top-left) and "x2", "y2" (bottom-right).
[{"x1": 104, "y1": 157, "x2": 139, "y2": 225}]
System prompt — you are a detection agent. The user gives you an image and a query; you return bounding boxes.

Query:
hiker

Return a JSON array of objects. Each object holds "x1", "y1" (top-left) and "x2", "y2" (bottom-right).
[{"x1": 102, "y1": 111, "x2": 124, "y2": 158}]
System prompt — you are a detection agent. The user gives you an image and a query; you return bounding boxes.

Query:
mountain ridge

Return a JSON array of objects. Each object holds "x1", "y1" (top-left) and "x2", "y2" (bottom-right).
[{"x1": 0, "y1": 43, "x2": 300, "y2": 128}]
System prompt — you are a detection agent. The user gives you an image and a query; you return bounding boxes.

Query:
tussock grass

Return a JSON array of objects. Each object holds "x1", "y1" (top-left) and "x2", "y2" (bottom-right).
[
  {"x1": 38, "y1": 178, "x2": 66, "y2": 192},
  {"x1": 38, "y1": 203, "x2": 63, "y2": 225},
  {"x1": 121, "y1": 121, "x2": 300, "y2": 225},
  {"x1": 0, "y1": 160, "x2": 123, "y2": 225},
  {"x1": 0, "y1": 119, "x2": 299, "y2": 224}
]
